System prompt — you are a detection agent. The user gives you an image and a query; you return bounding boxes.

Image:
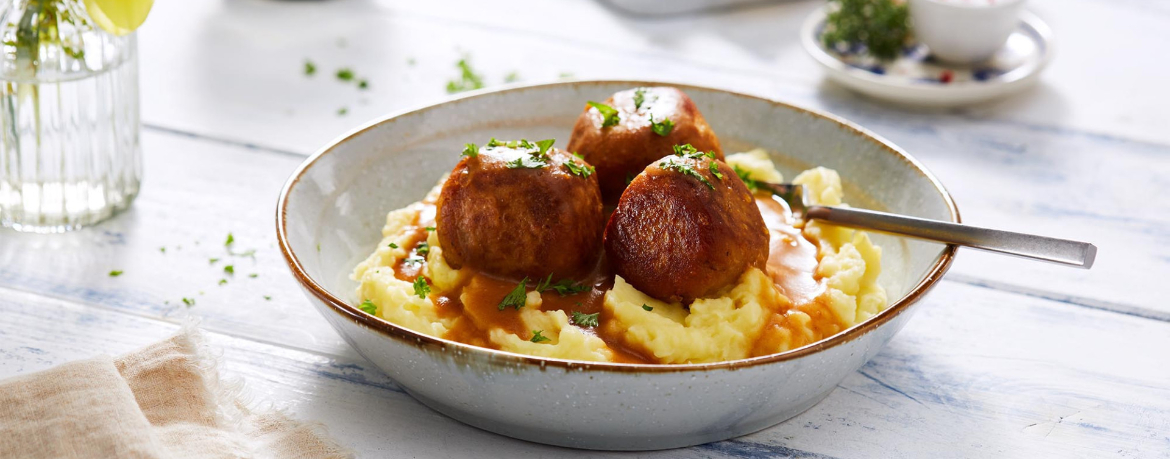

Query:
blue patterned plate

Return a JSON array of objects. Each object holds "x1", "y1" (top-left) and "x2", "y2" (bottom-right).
[{"x1": 801, "y1": 7, "x2": 1053, "y2": 106}]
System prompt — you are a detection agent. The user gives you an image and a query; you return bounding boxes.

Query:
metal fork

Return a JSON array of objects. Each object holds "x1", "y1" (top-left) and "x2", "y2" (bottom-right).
[{"x1": 760, "y1": 183, "x2": 1097, "y2": 269}]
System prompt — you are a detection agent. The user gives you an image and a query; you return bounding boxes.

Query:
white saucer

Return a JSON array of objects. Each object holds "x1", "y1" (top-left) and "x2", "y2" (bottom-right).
[{"x1": 801, "y1": 7, "x2": 1053, "y2": 107}]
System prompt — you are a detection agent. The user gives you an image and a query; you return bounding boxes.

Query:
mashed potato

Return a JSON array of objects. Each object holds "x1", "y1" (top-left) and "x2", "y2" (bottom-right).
[{"x1": 351, "y1": 150, "x2": 887, "y2": 364}]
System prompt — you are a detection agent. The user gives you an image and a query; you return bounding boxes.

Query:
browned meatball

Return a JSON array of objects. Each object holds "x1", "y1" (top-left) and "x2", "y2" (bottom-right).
[
  {"x1": 604, "y1": 149, "x2": 768, "y2": 303},
  {"x1": 566, "y1": 87, "x2": 723, "y2": 204},
  {"x1": 437, "y1": 139, "x2": 604, "y2": 280}
]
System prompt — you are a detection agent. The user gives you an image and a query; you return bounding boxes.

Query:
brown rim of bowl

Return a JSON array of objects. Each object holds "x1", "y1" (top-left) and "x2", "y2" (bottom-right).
[{"x1": 276, "y1": 79, "x2": 960, "y2": 373}]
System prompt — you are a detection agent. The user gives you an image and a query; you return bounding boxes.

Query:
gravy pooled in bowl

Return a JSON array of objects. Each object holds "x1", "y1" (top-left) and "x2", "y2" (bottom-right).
[{"x1": 350, "y1": 87, "x2": 886, "y2": 364}]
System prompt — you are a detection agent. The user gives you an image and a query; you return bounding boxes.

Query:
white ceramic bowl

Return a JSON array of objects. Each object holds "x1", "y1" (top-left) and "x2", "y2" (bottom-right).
[
  {"x1": 276, "y1": 81, "x2": 959, "y2": 451},
  {"x1": 909, "y1": 0, "x2": 1027, "y2": 64}
]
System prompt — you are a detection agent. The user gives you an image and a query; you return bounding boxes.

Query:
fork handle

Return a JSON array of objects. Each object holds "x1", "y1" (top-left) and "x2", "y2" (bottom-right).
[{"x1": 805, "y1": 205, "x2": 1097, "y2": 269}]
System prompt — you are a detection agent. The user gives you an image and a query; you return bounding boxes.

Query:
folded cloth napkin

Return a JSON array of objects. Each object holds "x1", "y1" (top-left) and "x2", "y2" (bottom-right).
[{"x1": 0, "y1": 327, "x2": 350, "y2": 459}]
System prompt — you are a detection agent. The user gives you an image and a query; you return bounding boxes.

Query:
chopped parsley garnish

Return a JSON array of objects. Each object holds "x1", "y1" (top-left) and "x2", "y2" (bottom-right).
[
  {"x1": 734, "y1": 165, "x2": 762, "y2": 191},
  {"x1": 304, "y1": 60, "x2": 316, "y2": 76},
  {"x1": 642, "y1": 304, "x2": 653, "y2": 311},
  {"x1": 559, "y1": 71, "x2": 575, "y2": 79},
  {"x1": 405, "y1": 255, "x2": 425, "y2": 266},
  {"x1": 425, "y1": 226, "x2": 436, "y2": 232},
  {"x1": 498, "y1": 277, "x2": 529, "y2": 310},
  {"x1": 661, "y1": 160, "x2": 714, "y2": 190},
  {"x1": 530, "y1": 330, "x2": 551, "y2": 343},
  {"x1": 218, "y1": 279, "x2": 228, "y2": 285},
  {"x1": 564, "y1": 159, "x2": 595, "y2": 178},
  {"x1": 505, "y1": 71, "x2": 520, "y2": 83},
  {"x1": 506, "y1": 155, "x2": 549, "y2": 169},
  {"x1": 413, "y1": 276, "x2": 431, "y2": 299},
  {"x1": 633, "y1": 88, "x2": 647, "y2": 109},
  {"x1": 209, "y1": 258, "x2": 220, "y2": 264},
  {"x1": 359, "y1": 299, "x2": 378, "y2": 315},
  {"x1": 571, "y1": 311, "x2": 600, "y2": 328},
  {"x1": 461, "y1": 143, "x2": 479, "y2": 158},
  {"x1": 248, "y1": 273, "x2": 258, "y2": 278},
  {"x1": 649, "y1": 115, "x2": 675, "y2": 136},
  {"x1": 445, "y1": 58, "x2": 485, "y2": 94},
  {"x1": 263, "y1": 295, "x2": 272, "y2": 301},
  {"x1": 337, "y1": 107, "x2": 348, "y2": 116},
  {"x1": 587, "y1": 101, "x2": 620, "y2": 127},
  {"x1": 415, "y1": 242, "x2": 431, "y2": 257},
  {"x1": 336, "y1": 68, "x2": 355, "y2": 81},
  {"x1": 159, "y1": 247, "x2": 166, "y2": 253},
  {"x1": 182, "y1": 297, "x2": 196, "y2": 307},
  {"x1": 358, "y1": 79, "x2": 369, "y2": 89},
  {"x1": 672, "y1": 144, "x2": 714, "y2": 160},
  {"x1": 388, "y1": 242, "x2": 399, "y2": 249},
  {"x1": 108, "y1": 270, "x2": 123, "y2": 277},
  {"x1": 225, "y1": 233, "x2": 234, "y2": 246},
  {"x1": 535, "y1": 138, "x2": 555, "y2": 155},
  {"x1": 709, "y1": 161, "x2": 724, "y2": 180},
  {"x1": 224, "y1": 265, "x2": 234, "y2": 274},
  {"x1": 535, "y1": 274, "x2": 590, "y2": 296}
]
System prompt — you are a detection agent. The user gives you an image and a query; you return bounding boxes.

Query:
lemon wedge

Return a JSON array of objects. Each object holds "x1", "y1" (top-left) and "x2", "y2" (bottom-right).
[{"x1": 84, "y1": 0, "x2": 154, "y2": 36}]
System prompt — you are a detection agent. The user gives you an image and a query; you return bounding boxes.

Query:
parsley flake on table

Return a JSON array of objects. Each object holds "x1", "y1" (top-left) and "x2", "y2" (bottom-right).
[
  {"x1": 650, "y1": 115, "x2": 675, "y2": 136},
  {"x1": 587, "y1": 101, "x2": 620, "y2": 127},
  {"x1": 530, "y1": 330, "x2": 550, "y2": 343},
  {"x1": 461, "y1": 143, "x2": 479, "y2": 158},
  {"x1": 445, "y1": 57, "x2": 485, "y2": 94},
  {"x1": 336, "y1": 68, "x2": 355, "y2": 82},
  {"x1": 264, "y1": 295, "x2": 272, "y2": 301},
  {"x1": 108, "y1": 270, "x2": 123, "y2": 277},
  {"x1": 224, "y1": 265, "x2": 235, "y2": 275},
  {"x1": 642, "y1": 304, "x2": 653, "y2": 311},
  {"x1": 505, "y1": 71, "x2": 521, "y2": 83},
  {"x1": 218, "y1": 279, "x2": 228, "y2": 286},
  {"x1": 225, "y1": 233, "x2": 234, "y2": 246},
  {"x1": 159, "y1": 247, "x2": 166, "y2": 254},
  {"x1": 498, "y1": 277, "x2": 530, "y2": 310},
  {"x1": 304, "y1": 60, "x2": 316, "y2": 76},
  {"x1": 571, "y1": 311, "x2": 600, "y2": 328},
  {"x1": 661, "y1": 160, "x2": 714, "y2": 190},
  {"x1": 248, "y1": 273, "x2": 258, "y2": 278},
  {"x1": 358, "y1": 79, "x2": 369, "y2": 90},
  {"x1": 733, "y1": 165, "x2": 761, "y2": 191},
  {"x1": 359, "y1": 299, "x2": 378, "y2": 315},
  {"x1": 209, "y1": 258, "x2": 220, "y2": 264},
  {"x1": 413, "y1": 276, "x2": 431, "y2": 299},
  {"x1": 182, "y1": 297, "x2": 196, "y2": 307},
  {"x1": 337, "y1": 107, "x2": 348, "y2": 116}
]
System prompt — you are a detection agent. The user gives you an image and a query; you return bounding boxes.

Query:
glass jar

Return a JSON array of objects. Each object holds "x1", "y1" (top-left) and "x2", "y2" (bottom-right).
[{"x1": 0, "y1": 0, "x2": 141, "y2": 233}]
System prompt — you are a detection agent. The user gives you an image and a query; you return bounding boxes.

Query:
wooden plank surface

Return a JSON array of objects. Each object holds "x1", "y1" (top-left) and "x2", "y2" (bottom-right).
[
  {"x1": 3, "y1": 278, "x2": 1167, "y2": 458},
  {"x1": 2, "y1": 0, "x2": 1168, "y2": 457}
]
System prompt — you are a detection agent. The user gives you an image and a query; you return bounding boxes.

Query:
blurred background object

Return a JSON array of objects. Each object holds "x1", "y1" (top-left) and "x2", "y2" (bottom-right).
[{"x1": 0, "y1": 0, "x2": 149, "y2": 233}]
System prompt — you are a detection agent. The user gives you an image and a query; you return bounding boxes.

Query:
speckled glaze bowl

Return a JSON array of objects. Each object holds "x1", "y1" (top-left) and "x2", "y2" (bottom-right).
[{"x1": 276, "y1": 81, "x2": 959, "y2": 451}]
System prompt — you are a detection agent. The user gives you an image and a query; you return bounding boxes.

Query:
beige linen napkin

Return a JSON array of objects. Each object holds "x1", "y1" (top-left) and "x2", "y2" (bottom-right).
[{"x1": 0, "y1": 327, "x2": 351, "y2": 459}]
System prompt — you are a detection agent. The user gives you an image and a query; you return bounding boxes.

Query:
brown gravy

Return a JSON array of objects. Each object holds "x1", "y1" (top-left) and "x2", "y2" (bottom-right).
[{"x1": 389, "y1": 195, "x2": 836, "y2": 364}]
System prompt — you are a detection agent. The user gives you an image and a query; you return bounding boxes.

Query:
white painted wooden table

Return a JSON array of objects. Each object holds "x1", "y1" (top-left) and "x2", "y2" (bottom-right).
[{"x1": 3, "y1": 0, "x2": 1169, "y2": 457}]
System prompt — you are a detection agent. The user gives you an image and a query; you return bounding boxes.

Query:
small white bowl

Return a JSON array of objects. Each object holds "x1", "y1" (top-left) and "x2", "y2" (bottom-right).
[
  {"x1": 910, "y1": 0, "x2": 1027, "y2": 64},
  {"x1": 276, "y1": 81, "x2": 959, "y2": 450}
]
